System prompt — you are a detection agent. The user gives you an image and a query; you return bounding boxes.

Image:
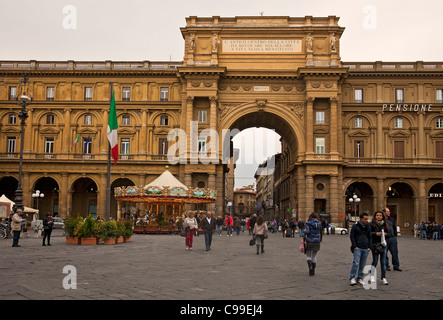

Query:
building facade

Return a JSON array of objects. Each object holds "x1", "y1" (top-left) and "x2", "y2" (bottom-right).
[{"x1": 1, "y1": 16, "x2": 442, "y2": 227}]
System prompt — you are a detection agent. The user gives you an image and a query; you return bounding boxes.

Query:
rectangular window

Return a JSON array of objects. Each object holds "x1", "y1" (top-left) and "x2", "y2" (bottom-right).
[
  {"x1": 437, "y1": 89, "x2": 443, "y2": 103},
  {"x1": 315, "y1": 138, "x2": 325, "y2": 154},
  {"x1": 45, "y1": 137, "x2": 54, "y2": 153},
  {"x1": 46, "y1": 87, "x2": 55, "y2": 101},
  {"x1": 198, "y1": 136, "x2": 206, "y2": 152},
  {"x1": 84, "y1": 114, "x2": 92, "y2": 125},
  {"x1": 46, "y1": 114, "x2": 55, "y2": 125},
  {"x1": 160, "y1": 87, "x2": 169, "y2": 101},
  {"x1": 121, "y1": 138, "x2": 130, "y2": 154},
  {"x1": 395, "y1": 89, "x2": 404, "y2": 103},
  {"x1": 354, "y1": 141, "x2": 364, "y2": 158},
  {"x1": 160, "y1": 115, "x2": 169, "y2": 126},
  {"x1": 354, "y1": 89, "x2": 363, "y2": 103},
  {"x1": 122, "y1": 87, "x2": 131, "y2": 101},
  {"x1": 84, "y1": 87, "x2": 93, "y2": 101},
  {"x1": 83, "y1": 137, "x2": 92, "y2": 154},
  {"x1": 8, "y1": 114, "x2": 17, "y2": 125},
  {"x1": 394, "y1": 141, "x2": 404, "y2": 158},
  {"x1": 9, "y1": 87, "x2": 17, "y2": 100},
  {"x1": 437, "y1": 118, "x2": 443, "y2": 128},
  {"x1": 7, "y1": 137, "x2": 16, "y2": 153},
  {"x1": 316, "y1": 111, "x2": 325, "y2": 124},
  {"x1": 122, "y1": 115, "x2": 130, "y2": 126},
  {"x1": 198, "y1": 110, "x2": 207, "y2": 122},
  {"x1": 158, "y1": 138, "x2": 168, "y2": 155},
  {"x1": 354, "y1": 117, "x2": 363, "y2": 128},
  {"x1": 436, "y1": 141, "x2": 443, "y2": 159},
  {"x1": 394, "y1": 117, "x2": 403, "y2": 128}
]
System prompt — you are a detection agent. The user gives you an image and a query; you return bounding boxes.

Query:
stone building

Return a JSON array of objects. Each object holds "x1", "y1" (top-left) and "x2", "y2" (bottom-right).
[{"x1": 1, "y1": 15, "x2": 442, "y2": 227}]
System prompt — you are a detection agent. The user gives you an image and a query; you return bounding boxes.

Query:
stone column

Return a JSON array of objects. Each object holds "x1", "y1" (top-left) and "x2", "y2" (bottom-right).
[
  {"x1": 305, "y1": 174, "x2": 314, "y2": 218},
  {"x1": 62, "y1": 108, "x2": 71, "y2": 153},
  {"x1": 140, "y1": 110, "x2": 147, "y2": 155},
  {"x1": 24, "y1": 108, "x2": 33, "y2": 154},
  {"x1": 418, "y1": 179, "x2": 427, "y2": 222},
  {"x1": 329, "y1": 97, "x2": 338, "y2": 158},
  {"x1": 377, "y1": 178, "x2": 385, "y2": 210},
  {"x1": 329, "y1": 175, "x2": 339, "y2": 223},
  {"x1": 418, "y1": 112, "x2": 425, "y2": 159},
  {"x1": 305, "y1": 97, "x2": 314, "y2": 156},
  {"x1": 186, "y1": 96, "x2": 194, "y2": 160},
  {"x1": 376, "y1": 111, "x2": 384, "y2": 158},
  {"x1": 99, "y1": 173, "x2": 107, "y2": 219},
  {"x1": 102, "y1": 109, "x2": 109, "y2": 154},
  {"x1": 59, "y1": 173, "x2": 69, "y2": 218}
]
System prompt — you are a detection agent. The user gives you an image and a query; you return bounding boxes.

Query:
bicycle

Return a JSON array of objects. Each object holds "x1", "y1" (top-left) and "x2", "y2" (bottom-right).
[{"x1": 0, "y1": 223, "x2": 12, "y2": 239}]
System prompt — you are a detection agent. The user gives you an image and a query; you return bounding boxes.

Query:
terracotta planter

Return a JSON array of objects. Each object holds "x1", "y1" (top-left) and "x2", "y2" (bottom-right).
[
  {"x1": 66, "y1": 237, "x2": 80, "y2": 245},
  {"x1": 81, "y1": 237, "x2": 97, "y2": 245},
  {"x1": 123, "y1": 236, "x2": 132, "y2": 243},
  {"x1": 103, "y1": 238, "x2": 114, "y2": 245},
  {"x1": 115, "y1": 236, "x2": 124, "y2": 244}
]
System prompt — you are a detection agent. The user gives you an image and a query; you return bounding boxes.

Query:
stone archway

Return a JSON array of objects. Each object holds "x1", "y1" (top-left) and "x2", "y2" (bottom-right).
[
  {"x1": 0, "y1": 176, "x2": 18, "y2": 202},
  {"x1": 110, "y1": 178, "x2": 135, "y2": 219},
  {"x1": 71, "y1": 178, "x2": 98, "y2": 218},
  {"x1": 345, "y1": 181, "x2": 374, "y2": 220},
  {"x1": 386, "y1": 182, "x2": 415, "y2": 230},
  {"x1": 32, "y1": 177, "x2": 60, "y2": 218}
]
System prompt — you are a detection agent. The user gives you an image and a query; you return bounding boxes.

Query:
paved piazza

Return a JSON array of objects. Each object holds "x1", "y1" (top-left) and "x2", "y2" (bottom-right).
[{"x1": 1, "y1": 230, "x2": 442, "y2": 301}]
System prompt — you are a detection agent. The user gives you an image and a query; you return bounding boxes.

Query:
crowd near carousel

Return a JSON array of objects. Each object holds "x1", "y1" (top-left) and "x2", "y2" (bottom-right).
[{"x1": 114, "y1": 167, "x2": 216, "y2": 234}]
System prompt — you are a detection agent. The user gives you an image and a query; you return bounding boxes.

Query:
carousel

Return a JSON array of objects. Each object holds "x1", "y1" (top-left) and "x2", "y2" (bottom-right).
[{"x1": 114, "y1": 167, "x2": 216, "y2": 234}]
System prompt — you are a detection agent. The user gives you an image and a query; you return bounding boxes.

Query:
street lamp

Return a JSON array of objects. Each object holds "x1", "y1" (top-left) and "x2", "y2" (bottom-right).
[
  {"x1": 32, "y1": 190, "x2": 44, "y2": 212},
  {"x1": 12, "y1": 74, "x2": 32, "y2": 214},
  {"x1": 348, "y1": 193, "x2": 361, "y2": 219}
]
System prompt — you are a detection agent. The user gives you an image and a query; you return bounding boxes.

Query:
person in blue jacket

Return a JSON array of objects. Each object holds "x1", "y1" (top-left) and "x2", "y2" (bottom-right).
[
  {"x1": 304, "y1": 212, "x2": 322, "y2": 276},
  {"x1": 349, "y1": 212, "x2": 372, "y2": 285}
]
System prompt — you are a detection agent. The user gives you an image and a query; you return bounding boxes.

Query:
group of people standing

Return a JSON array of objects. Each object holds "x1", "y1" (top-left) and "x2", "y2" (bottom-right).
[
  {"x1": 415, "y1": 221, "x2": 442, "y2": 240},
  {"x1": 9, "y1": 209, "x2": 54, "y2": 247}
]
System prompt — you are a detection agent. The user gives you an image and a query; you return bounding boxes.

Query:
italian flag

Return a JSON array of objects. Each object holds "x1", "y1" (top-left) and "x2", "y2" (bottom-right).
[{"x1": 107, "y1": 90, "x2": 118, "y2": 164}]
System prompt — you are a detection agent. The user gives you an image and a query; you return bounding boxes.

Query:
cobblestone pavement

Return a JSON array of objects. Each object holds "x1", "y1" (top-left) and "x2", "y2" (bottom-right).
[{"x1": 1, "y1": 229, "x2": 442, "y2": 300}]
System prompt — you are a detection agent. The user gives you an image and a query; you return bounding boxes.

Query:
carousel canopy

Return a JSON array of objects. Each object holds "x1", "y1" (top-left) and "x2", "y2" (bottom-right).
[{"x1": 114, "y1": 167, "x2": 216, "y2": 203}]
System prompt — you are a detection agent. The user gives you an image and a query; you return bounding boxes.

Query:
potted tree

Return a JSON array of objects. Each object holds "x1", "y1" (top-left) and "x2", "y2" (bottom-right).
[
  {"x1": 101, "y1": 220, "x2": 117, "y2": 245},
  {"x1": 80, "y1": 215, "x2": 96, "y2": 245},
  {"x1": 123, "y1": 220, "x2": 134, "y2": 242},
  {"x1": 64, "y1": 216, "x2": 82, "y2": 244},
  {"x1": 115, "y1": 220, "x2": 125, "y2": 243}
]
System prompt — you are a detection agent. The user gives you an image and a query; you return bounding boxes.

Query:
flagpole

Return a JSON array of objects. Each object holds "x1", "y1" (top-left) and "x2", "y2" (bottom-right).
[{"x1": 105, "y1": 82, "x2": 113, "y2": 220}]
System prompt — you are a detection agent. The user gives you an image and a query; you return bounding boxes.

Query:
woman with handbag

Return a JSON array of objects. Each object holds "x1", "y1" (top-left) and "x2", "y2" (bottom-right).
[
  {"x1": 370, "y1": 210, "x2": 390, "y2": 285},
  {"x1": 252, "y1": 215, "x2": 268, "y2": 255},
  {"x1": 184, "y1": 211, "x2": 198, "y2": 250},
  {"x1": 304, "y1": 212, "x2": 322, "y2": 276}
]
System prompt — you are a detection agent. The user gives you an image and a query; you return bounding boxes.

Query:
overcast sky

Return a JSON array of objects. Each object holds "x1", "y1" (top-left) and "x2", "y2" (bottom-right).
[{"x1": 1, "y1": 0, "x2": 442, "y2": 188}]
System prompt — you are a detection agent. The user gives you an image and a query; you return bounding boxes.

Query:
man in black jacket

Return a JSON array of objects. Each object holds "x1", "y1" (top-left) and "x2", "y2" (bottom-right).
[
  {"x1": 349, "y1": 212, "x2": 372, "y2": 285},
  {"x1": 201, "y1": 211, "x2": 217, "y2": 251},
  {"x1": 383, "y1": 208, "x2": 402, "y2": 271}
]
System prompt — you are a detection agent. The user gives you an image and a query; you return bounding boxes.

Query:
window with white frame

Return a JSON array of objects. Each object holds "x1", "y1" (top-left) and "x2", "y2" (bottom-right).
[
  {"x1": 46, "y1": 114, "x2": 55, "y2": 125},
  {"x1": 83, "y1": 137, "x2": 92, "y2": 154},
  {"x1": 437, "y1": 89, "x2": 443, "y2": 103},
  {"x1": 316, "y1": 111, "x2": 325, "y2": 124},
  {"x1": 315, "y1": 137, "x2": 325, "y2": 154},
  {"x1": 121, "y1": 138, "x2": 130, "y2": 154},
  {"x1": 9, "y1": 87, "x2": 17, "y2": 100},
  {"x1": 158, "y1": 138, "x2": 168, "y2": 155},
  {"x1": 122, "y1": 87, "x2": 131, "y2": 101},
  {"x1": 7, "y1": 137, "x2": 16, "y2": 153},
  {"x1": 198, "y1": 136, "x2": 206, "y2": 152},
  {"x1": 354, "y1": 117, "x2": 363, "y2": 128},
  {"x1": 45, "y1": 137, "x2": 54, "y2": 153},
  {"x1": 84, "y1": 87, "x2": 93, "y2": 101},
  {"x1": 46, "y1": 87, "x2": 55, "y2": 101},
  {"x1": 160, "y1": 87, "x2": 169, "y2": 101},
  {"x1": 198, "y1": 110, "x2": 207, "y2": 122},
  {"x1": 84, "y1": 114, "x2": 92, "y2": 125},
  {"x1": 395, "y1": 89, "x2": 404, "y2": 103},
  {"x1": 436, "y1": 118, "x2": 443, "y2": 128},
  {"x1": 354, "y1": 89, "x2": 363, "y2": 103},
  {"x1": 122, "y1": 115, "x2": 130, "y2": 125},
  {"x1": 8, "y1": 114, "x2": 17, "y2": 125},
  {"x1": 394, "y1": 117, "x2": 403, "y2": 128},
  {"x1": 160, "y1": 115, "x2": 169, "y2": 126}
]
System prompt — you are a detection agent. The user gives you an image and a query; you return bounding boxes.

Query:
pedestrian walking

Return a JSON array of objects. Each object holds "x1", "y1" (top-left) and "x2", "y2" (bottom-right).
[
  {"x1": 201, "y1": 211, "x2": 216, "y2": 251},
  {"x1": 349, "y1": 212, "x2": 372, "y2": 285},
  {"x1": 304, "y1": 213, "x2": 322, "y2": 276},
  {"x1": 42, "y1": 213, "x2": 54, "y2": 246},
  {"x1": 297, "y1": 219, "x2": 305, "y2": 237},
  {"x1": 249, "y1": 214, "x2": 257, "y2": 236},
  {"x1": 252, "y1": 215, "x2": 268, "y2": 255},
  {"x1": 11, "y1": 208, "x2": 26, "y2": 247},
  {"x1": 234, "y1": 217, "x2": 241, "y2": 235},
  {"x1": 225, "y1": 213, "x2": 234, "y2": 237},
  {"x1": 184, "y1": 211, "x2": 198, "y2": 250},
  {"x1": 370, "y1": 210, "x2": 390, "y2": 285},
  {"x1": 383, "y1": 208, "x2": 402, "y2": 271},
  {"x1": 216, "y1": 215, "x2": 223, "y2": 236}
]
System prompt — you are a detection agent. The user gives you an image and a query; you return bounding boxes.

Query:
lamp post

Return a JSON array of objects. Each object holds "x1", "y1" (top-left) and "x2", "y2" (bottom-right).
[
  {"x1": 12, "y1": 74, "x2": 32, "y2": 214},
  {"x1": 348, "y1": 193, "x2": 361, "y2": 219},
  {"x1": 32, "y1": 190, "x2": 44, "y2": 213}
]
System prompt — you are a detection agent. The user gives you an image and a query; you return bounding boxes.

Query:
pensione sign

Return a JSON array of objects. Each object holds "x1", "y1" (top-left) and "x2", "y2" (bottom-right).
[{"x1": 382, "y1": 104, "x2": 433, "y2": 112}]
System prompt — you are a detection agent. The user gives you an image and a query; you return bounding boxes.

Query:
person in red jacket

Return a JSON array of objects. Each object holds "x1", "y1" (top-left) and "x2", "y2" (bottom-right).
[{"x1": 225, "y1": 213, "x2": 234, "y2": 237}]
